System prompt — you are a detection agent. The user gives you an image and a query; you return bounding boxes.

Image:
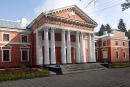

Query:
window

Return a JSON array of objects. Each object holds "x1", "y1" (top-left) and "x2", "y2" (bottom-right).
[
  {"x1": 123, "y1": 52, "x2": 126, "y2": 59},
  {"x1": 2, "y1": 49, "x2": 11, "y2": 62},
  {"x1": 95, "y1": 42, "x2": 97, "y2": 46},
  {"x1": 3, "y1": 33, "x2": 9, "y2": 41},
  {"x1": 21, "y1": 50, "x2": 29, "y2": 61},
  {"x1": 115, "y1": 41, "x2": 118, "y2": 46},
  {"x1": 21, "y1": 35, "x2": 28, "y2": 43},
  {"x1": 123, "y1": 42, "x2": 125, "y2": 46},
  {"x1": 116, "y1": 51, "x2": 119, "y2": 59}
]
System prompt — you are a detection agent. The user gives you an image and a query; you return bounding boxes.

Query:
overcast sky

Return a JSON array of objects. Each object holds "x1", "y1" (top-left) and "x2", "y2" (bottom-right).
[{"x1": 0, "y1": 0, "x2": 130, "y2": 31}]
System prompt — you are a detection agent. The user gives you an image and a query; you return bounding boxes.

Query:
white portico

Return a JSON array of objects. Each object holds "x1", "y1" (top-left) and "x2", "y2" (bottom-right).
[
  {"x1": 35, "y1": 24, "x2": 96, "y2": 65},
  {"x1": 28, "y1": 5, "x2": 98, "y2": 66}
]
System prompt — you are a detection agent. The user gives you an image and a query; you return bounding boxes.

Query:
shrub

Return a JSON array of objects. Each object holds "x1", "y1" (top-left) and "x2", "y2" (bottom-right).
[{"x1": 0, "y1": 69, "x2": 49, "y2": 81}]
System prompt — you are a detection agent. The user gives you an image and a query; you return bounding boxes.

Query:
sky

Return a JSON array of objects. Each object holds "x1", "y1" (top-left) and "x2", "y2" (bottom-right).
[{"x1": 0, "y1": 0, "x2": 130, "y2": 31}]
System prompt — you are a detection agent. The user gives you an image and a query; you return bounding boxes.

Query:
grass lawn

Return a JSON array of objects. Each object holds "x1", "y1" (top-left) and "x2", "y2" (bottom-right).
[
  {"x1": 0, "y1": 67, "x2": 49, "y2": 81},
  {"x1": 109, "y1": 62, "x2": 130, "y2": 68}
]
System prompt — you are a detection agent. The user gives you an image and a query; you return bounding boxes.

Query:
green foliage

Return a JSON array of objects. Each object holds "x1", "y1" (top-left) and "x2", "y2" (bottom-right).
[
  {"x1": 97, "y1": 24, "x2": 106, "y2": 36},
  {"x1": 121, "y1": 0, "x2": 130, "y2": 11},
  {"x1": 118, "y1": 19, "x2": 128, "y2": 36},
  {"x1": 0, "y1": 69, "x2": 49, "y2": 81},
  {"x1": 97, "y1": 24, "x2": 112, "y2": 36},
  {"x1": 109, "y1": 62, "x2": 130, "y2": 68},
  {"x1": 20, "y1": 66, "x2": 31, "y2": 71},
  {"x1": 128, "y1": 29, "x2": 130, "y2": 39},
  {"x1": 105, "y1": 24, "x2": 112, "y2": 33}
]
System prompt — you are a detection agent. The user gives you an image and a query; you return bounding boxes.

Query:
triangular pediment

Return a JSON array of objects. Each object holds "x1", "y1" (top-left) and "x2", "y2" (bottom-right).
[
  {"x1": 27, "y1": 5, "x2": 97, "y2": 29},
  {"x1": 44, "y1": 5, "x2": 97, "y2": 25}
]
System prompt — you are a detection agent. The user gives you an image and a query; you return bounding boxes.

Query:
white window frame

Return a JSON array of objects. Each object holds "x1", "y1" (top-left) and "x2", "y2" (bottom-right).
[
  {"x1": 2, "y1": 32, "x2": 10, "y2": 42},
  {"x1": 20, "y1": 49, "x2": 29, "y2": 62},
  {"x1": 2, "y1": 49, "x2": 11, "y2": 62},
  {"x1": 20, "y1": 34, "x2": 28, "y2": 43}
]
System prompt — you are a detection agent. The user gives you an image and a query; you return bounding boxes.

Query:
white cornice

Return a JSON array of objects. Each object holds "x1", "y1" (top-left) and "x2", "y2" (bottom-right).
[
  {"x1": 0, "y1": 28, "x2": 31, "y2": 33},
  {"x1": 33, "y1": 23, "x2": 94, "y2": 34},
  {"x1": 0, "y1": 42, "x2": 31, "y2": 45}
]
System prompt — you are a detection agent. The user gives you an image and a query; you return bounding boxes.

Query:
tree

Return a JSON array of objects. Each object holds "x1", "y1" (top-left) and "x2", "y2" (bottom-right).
[
  {"x1": 118, "y1": 19, "x2": 128, "y2": 36},
  {"x1": 128, "y1": 29, "x2": 130, "y2": 39},
  {"x1": 105, "y1": 24, "x2": 112, "y2": 33},
  {"x1": 97, "y1": 24, "x2": 106, "y2": 36},
  {"x1": 121, "y1": 0, "x2": 130, "y2": 11}
]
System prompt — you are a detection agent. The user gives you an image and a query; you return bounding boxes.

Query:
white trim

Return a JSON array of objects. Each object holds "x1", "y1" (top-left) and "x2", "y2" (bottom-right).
[
  {"x1": 0, "y1": 28, "x2": 31, "y2": 33},
  {"x1": 33, "y1": 23, "x2": 94, "y2": 34},
  {"x1": 97, "y1": 46, "x2": 129, "y2": 48},
  {"x1": 0, "y1": 42, "x2": 31, "y2": 45},
  {"x1": 20, "y1": 49, "x2": 29, "y2": 62},
  {"x1": 1, "y1": 49, "x2": 11, "y2": 62},
  {"x1": 20, "y1": 34, "x2": 28, "y2": 43},
  {"x1": 2, "y1": 32, "x2": 10, "y2": 42}
]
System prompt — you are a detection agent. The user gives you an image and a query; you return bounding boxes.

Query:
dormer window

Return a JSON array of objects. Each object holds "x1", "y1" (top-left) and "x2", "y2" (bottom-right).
[
  {"x1": 21, "y1": 35, "x2": 28, "y2": 43},
  {"x1": 3, "y1": 33, "x2": 9, "y2": 42}
]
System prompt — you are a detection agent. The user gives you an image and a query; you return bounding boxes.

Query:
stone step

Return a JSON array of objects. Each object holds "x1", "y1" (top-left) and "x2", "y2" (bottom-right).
[{"x1": 61, "y1": 63, "x2": 106, "y2": 74}]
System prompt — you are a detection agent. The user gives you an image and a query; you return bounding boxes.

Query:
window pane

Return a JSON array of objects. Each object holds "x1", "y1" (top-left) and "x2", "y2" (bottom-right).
[
  {"x1": 22, "y1": 50, "x2": 28, "y2": 61},
  {"x1": 123, "y1": 52, "x2": 125, "y2": 58},
  {"x1": 3, "y1": 50, "x2": 10, "y2": 61},
  {"x1": 22, "y1": 35, "x2": 27, "y2": 42},
  {"x1": 3, "y1": 34, "x2": 9, "y2": 41},
  {"x1": 116, "y1": 51, "x2": 118, "y2": 59},
  {"x1": 123, "y1": 42, "x2": 125, "y2": 46}
]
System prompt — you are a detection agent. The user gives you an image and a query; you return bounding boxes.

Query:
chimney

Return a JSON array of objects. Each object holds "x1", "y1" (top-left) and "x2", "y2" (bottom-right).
[{"x1": 20, "y1": 18, "x2": 29, "y2": 27}]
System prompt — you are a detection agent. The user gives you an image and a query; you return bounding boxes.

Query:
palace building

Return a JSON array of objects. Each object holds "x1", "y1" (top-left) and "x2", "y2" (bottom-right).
[
  {"x1": 0, "y1": 5, "x2": 98, "y2": 68},
  {"x1": 95, "y1": 30, "x2": 129, "y2": 63}
]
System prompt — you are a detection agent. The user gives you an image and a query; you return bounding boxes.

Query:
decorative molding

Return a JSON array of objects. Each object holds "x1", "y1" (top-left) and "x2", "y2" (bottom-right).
[
  {"x1": 33, "y1": 23, "x2": 94, "y2": 34},
  {"x1": 0, "y1": 41, "x2": 31, "y2": 45},
  {"x1": 0, "y1": 28, "x2": 31, "y2": 33},
  {"x1": 1, "y1": 49, "x2": 11, "y2": 62}
]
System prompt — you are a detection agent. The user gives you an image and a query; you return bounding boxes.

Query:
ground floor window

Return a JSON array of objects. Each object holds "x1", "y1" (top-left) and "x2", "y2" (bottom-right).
[
  {"x1": 21, "y1": 49, "x2": 29, "y2": 61},
  {"x1": 116, "y1": 51, "x2": 119, "y2": 61},
  {"x1": 123, "y1": 51, "x2": 126, "y2": 61},
  {"x1": 2, "y1": 49, "x2": 11, "y2": 62}
]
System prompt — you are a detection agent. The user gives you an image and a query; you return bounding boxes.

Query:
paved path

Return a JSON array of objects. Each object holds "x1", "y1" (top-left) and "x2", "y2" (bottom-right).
[{"x1": 0, "y1": 67, "x2": 130, "y2": 87}]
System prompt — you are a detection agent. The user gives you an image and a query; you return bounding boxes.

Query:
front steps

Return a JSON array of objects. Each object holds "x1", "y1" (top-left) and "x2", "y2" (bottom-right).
[{"x1": 48, "y1": 63, "x2": 106, "y2": 74}]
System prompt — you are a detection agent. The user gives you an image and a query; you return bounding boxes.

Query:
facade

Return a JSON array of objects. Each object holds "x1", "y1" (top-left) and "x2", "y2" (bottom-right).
[
  {"x1": 0, "y1": 5, "x2": 97, "y2": 68},
  {"x1": 95, "y1": 30, "x2": 129, "y2": 63},
  {"x1": 0, "y1": 19, "x2": 32, "y2": 68}
]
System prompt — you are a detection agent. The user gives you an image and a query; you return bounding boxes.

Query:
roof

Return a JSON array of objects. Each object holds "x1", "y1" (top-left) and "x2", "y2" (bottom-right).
[
  {"x1": 0, "y1": 19, "x2": 26, "y2": 29},
  {"x1": 27, "y1": 5, "x2": 98, "y2": 28}
]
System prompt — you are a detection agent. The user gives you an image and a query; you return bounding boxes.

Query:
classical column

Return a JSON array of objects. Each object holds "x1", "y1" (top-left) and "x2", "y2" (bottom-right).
[
  {"x1": 80, "y1": 32, "x2": 85, "y2": 63},
  {"x1": 76, "y1": 32, "x2": 80, "y2": 63},
  {"x1": 91, "y1": 34, "x2": 96, "y2": 62},
  {"x1": 36, "y1": 30, "x2": 43, "y2": 65},
  {"x1": 61, "y1": 30, "x2": 66, "y2": 64},
  {"x1": 88, "y1": 33, "x2": 92, "y2": 62},
  {"x1": 66, "y1": 30, "x2": 72, "y2": 63},
  {"x1": 50, "y1": 29, "x2": 56, "y2": 64},
  {"x1": 44, "y1": 29, "x2": 50, "y2": 65}
]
